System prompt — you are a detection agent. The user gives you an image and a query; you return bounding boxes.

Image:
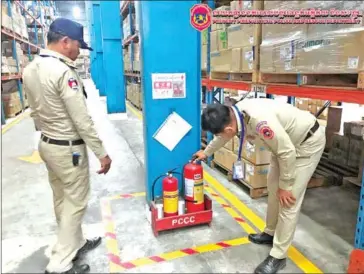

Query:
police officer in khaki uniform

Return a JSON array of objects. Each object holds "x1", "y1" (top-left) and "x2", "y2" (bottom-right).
[
  {"x1": 194, "y1": 98, "x2": 325, "y2": 274},
  {"x1": 23, "y1": 18, "x2": 112, "y2": 274}
]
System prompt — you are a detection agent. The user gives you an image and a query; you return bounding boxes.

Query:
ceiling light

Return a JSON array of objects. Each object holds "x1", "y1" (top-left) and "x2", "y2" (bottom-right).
[{"x1": 73, "y1": 6, "x2": 81, "y2": 19}]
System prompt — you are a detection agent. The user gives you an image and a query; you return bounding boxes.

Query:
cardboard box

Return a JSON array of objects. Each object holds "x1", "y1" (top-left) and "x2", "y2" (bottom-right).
[
  {"x1": 210, "y1": 49, "x2": 232, "y2": 72},
  {"x1": 201, "y1": 45, "x2": 207, "y2": 70},
  {"x1": 295, "y1": 98, "x2": 309, "y2": 111},
  {"x1": 214, "y1": 147, "x2": 238, "y2": 171},
  {"x1": 224, "y1": 138, "x2": 234, "y2": 151},
  {"x1": 230, "y1": 48, "x2": 242, "y2": 72},
  {"x1": 351, "y1": 121, "x2": 364, "y2": 139},
  {"x1": 234, "y1": 138, "x2": 271, "y2": 165},
  {"x1": 326, "y1": 106, "x2": 343, "y2": 131},
  {"x1": 296, "y1": 29, "x2": 364, "y2": 73},
  {"x1": 227, "y1": 24, "x2": 255, "y2": 49},
  {"x1": 210, "y1": 31, "x2": 219, "y2": 52},
  {"x1": 348, "y1": 139, "x2": 364, "y2": 168},
  {"x1": 243, "y1": 158, "x2": 269, "y2": 188},
  {"x1": 260, "y1": 45, "x2": 275, "y2": 73},
  {"x1": 217, "y1": 29, "x2": 228, "y2": 51},
  {"x1": 242, "y1": 46, "x2": 255, "y2": 72},
  {"x1": 202, "y1": 29, "x2": 208, "y2": 45},
  {"x1": 243, "y1": 139, "x2": 271, "y2": 165}
]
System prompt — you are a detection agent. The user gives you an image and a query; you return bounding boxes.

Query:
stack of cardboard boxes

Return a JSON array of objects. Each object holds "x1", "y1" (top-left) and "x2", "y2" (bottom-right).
[
  {"x1": 214, "y1": 136, "x2": 271, "y2": 189},
  {"x1": 1, "y1": 80, "x2": 27, "y2": 118},
  {"x1": 329, "y1": 121, "x2": 364, "y2": 172},
  {"x1": 209, "y1": 1, "x2": 263, "y2": 74},
  {"x1": 126, "y1": 83, "x2": 142, "y2": 109},
  {"x1": 1, "y1": 2, "x2": 29, "y2": 40},
  {"x1": 295, "y1": 98, "x2": 339, "y2": 120},
  {"x1": 133, "y1": 43, "x2": 140, "y2": 71},
  {"x1": 260, "y1": 1, "x2": 364, "y2": 74},
  {"x1": 123, "y1": 14, "x2": 135, "y2": 38}
]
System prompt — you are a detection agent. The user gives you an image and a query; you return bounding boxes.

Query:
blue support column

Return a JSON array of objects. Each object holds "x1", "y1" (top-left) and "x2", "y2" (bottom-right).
[
  {"x1": 91, "y1": 2, "x2": 106, "y2": 96},
  {"x1": 354, "y1": 168, "x2": 364, "y2": 249},
  {"x1": 137, "y1": 1, "x2": 201, "y2": 203},
  {"x1": 100, "y1": 1, "x2": 126, "y2": 113}
]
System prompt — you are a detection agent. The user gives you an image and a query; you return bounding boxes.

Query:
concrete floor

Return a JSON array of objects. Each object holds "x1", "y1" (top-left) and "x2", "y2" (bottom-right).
[{"x1": 1, "y1": 80, "x2": 360, "y2": 273}]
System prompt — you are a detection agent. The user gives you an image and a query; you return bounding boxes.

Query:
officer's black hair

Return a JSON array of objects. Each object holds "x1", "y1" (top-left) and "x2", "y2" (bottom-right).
[
  {"x1": 47, "y1": 31, "x2": 66, "y2": 44},
  {"x1": 201, "y1": 104, "x2": 232, "y2": 135}
]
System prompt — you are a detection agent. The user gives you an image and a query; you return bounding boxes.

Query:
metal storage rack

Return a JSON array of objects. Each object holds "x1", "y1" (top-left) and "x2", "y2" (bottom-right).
[
  {"x1": 119, "y1": 0, "x2": 364, "y2": 253},
  {"x1": 1, "y1": 0, "x2": 58, "y2": 125}
]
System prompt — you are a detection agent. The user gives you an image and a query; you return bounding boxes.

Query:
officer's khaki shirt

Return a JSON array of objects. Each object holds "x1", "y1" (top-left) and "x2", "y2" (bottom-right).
[
  {"x1": 203, "y1": 98, "x2": 317, "y2": 191},
  {"x1": 23, "y1": 49, "x2": 107, "y2": 159}
]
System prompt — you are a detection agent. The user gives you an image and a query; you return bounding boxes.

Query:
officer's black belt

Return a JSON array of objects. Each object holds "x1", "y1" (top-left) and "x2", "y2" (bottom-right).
[
  {"x1": 41, "y1": 134, "x2": 85, "y2": 146},
  {"x1": 302, "y1": 120, "x2": 319, "y2": 144}
]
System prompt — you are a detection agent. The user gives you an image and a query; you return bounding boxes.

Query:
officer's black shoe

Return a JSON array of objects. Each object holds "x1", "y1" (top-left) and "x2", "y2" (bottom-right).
[
  {"x1": 254, "y1": 255, "x2": 286, "y2": 274},
  {"x1": 45, "y1": 264, "x2": 90, "y2": 274},
  {"x1": 248, "y1": 232, "x2": 274, "y2": 245},
  {"x1": 73, "y1": 237, "x2": 102, "y2": 261}
]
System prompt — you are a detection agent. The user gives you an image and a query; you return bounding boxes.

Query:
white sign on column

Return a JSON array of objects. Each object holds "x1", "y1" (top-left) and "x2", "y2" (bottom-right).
[{"x1": 151, "y1": 73, "x2": 186, "y2": 99}]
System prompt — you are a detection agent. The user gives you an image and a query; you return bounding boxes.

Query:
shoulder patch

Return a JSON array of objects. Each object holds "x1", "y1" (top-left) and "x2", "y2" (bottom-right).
[
  {"x1": 259, "y1": 125, "x2": 275, "y2": 140},
  {"x1": 68, "y1": 78, "x2": 79, "y2": 90},
  {"x1": 255, "y1": 121, "x2": 268, "y2": 133}
]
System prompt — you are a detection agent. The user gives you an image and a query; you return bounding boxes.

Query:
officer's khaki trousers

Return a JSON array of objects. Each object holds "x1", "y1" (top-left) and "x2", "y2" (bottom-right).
[
  {"x1": 263, "y1": 126, "x2": 326, "y2": 259},
  {"x1": 39, "y1": 140, "x2": 90, "y2": 272}
]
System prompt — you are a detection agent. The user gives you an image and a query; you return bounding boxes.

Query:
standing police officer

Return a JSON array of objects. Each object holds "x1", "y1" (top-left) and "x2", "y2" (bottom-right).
[
  {"x1": 194, "y1": 98, "x2": 325, "y2": 274},
  {"x1": 23, "y1": 18, "x2": 112, "y2": 274}
]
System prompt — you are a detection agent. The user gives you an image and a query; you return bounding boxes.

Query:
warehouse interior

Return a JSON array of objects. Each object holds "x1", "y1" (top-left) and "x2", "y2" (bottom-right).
[{"x1": 1, "y1": 0, "x2": 364, "y2": 273}]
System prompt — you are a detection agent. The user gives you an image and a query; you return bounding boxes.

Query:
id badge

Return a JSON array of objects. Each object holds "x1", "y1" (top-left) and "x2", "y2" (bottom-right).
[{"x1": 232, "y1": 160, "x2": 244, "y2": 180}]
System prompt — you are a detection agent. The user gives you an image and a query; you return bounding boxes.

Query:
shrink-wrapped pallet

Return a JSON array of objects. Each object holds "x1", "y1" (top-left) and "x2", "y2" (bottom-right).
[{"x1": 260, "y1": 0, "x2": 364, "y2": 74}]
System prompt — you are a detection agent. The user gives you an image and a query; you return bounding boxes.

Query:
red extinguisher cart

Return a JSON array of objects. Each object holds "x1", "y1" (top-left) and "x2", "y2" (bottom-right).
[{"x1": 149, "y1": 161, "x2": 213, "y2": 236}]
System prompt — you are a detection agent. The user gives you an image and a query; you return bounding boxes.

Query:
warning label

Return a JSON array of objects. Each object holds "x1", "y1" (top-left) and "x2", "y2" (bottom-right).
[{"x1": 151, "y1": 73, "x2": 186, "y2": 99}]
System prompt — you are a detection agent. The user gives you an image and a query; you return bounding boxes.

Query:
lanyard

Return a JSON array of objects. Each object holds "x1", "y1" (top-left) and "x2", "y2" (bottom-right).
[
  {"x1": 39, "y1": 54, "x2": 87, "y2": 98},
  {"x1": 232, "y1": 105, "x2": 245, "y2": 160}
]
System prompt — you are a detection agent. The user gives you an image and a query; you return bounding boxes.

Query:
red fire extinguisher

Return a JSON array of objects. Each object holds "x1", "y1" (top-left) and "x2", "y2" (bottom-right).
[
  {"x1": 184, "y1": 162, "x2": 205, "y2": 213},
  {"x1": 162, "y1": 173, "x2": 179, "y2": 217}
]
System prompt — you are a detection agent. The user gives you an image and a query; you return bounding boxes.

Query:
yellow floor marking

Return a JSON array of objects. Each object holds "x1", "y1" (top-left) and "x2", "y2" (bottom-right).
[
  {"x1": 204, "y1": 184, "x2": 256, "y2": 234},
  {"x1": 2, "y1": 111, "x2": 30, "y2": 134},
  {"x1": 159, "y1": 250, "x2": 188, "y2": 261},
  {"x1": 128, "y1": 103, "x2": 323, "y2": 274},
  {"x1": 110, "y1": 262, "x2": 123, "y2": 273},
  {"x1": 204, "y1": 172, "x2": 323, "y2": 274},
  {"x1": 18, "y1": 150, "x2": 43, "y2": 164},
  {"x1": 126, "y1": 102, "x2": 143, "y2": 120}
]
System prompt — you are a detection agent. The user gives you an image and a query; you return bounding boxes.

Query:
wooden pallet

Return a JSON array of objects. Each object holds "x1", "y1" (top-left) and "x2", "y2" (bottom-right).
[
  {"x1": 127, "y1": 99, "x2": 142, "y2": 111},
  {"x1": 125, "y1": 70, "x2": 140, "y2": 74},
  {"x1": 211, "y1": 160, "x2": 269, "y2": 199},
  {"x1": 2, "y1": 26, "x2": 29, "y2": 41},
  {"x1": 6, "y1": 109, "x2": 24, "y2": 118},
  {"x1": 210, "y1": 71, "x2": 255, "y2": 82},
  {"x1": 259, "y1": 71, "x2": 364, "y2": 89},
  {"x1": 315, "y1": 152, "x2": 359, "y2": 186},
  {"x1": 211, "y1": 159, "x2": 330, "y2": 199}
]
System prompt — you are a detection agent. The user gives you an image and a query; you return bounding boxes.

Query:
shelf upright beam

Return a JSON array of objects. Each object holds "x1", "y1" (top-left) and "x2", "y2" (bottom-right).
[
  {"x1": 100, "y1": 1, "x2": 126, "y2": 113},
  {"x1": 91, "y1": 2, "x2": 106, "y2": 96},
  {"x1": 354, "y1": 167, "x2": 364, "y2": 250},
  {"x1": 206, "y1": 0, "x2": 215, "y2": 166},
  {"x1": 128, "y1": 1, "x2": 134, "y2": 76},
  {"x1": 137, "y1": 1, "x2": 201, "y2": 203},
  {"x1": 7, "y1": 0, "x2": 24, "y2": 109}
]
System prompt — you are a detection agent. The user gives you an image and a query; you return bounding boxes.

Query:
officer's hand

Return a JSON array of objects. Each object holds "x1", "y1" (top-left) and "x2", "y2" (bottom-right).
[
  {"x1": 277, "y1": 188, "x2": 296, "y2": 208},
  {"x1": 97, "y1": 155, "x2": 112, "y2": 174},
  {"x1": 192, "y1": 150, "x2": 207, "y2": 162}
]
